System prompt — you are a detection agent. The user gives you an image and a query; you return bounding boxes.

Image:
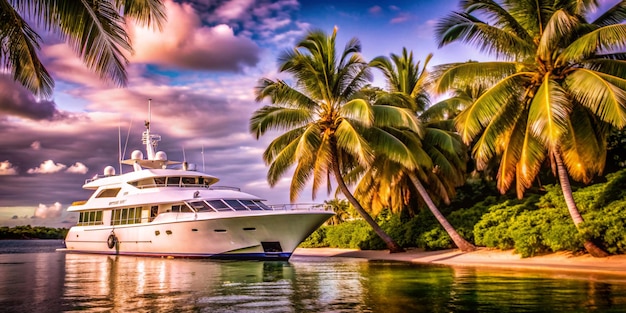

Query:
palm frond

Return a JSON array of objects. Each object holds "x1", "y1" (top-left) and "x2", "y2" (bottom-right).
[
  {"x1": 250, "y1": 106, "x2": 313, "y2": 138},
  {"x1": 565, "y1": 68, "x2": 626, "y2": 128},
  {"x1": 515, "y1": 125, "x2": 545, "y2": 196},
  {"x1": 559, "y1": 24, "x2": 626, "y2": 64},
  {"x1": 582, "y1": 58, "x2": 626, "y2": 79},
  {"x1": 371, "y1": 105, "x2": 421, "y2": 134},
  {"x1": 561, "y1": 107, "x2": 606, "y2": 183},
  {"x1": 265, "y1": 134, "x2": 300, "y2": 186},
  {"x1": 461, "y1": 0, "x2": 533, "y2": 43},
  {"x1": 118, "y1": 0, "x2": 167, "y2": 30},
  {"x1": 436, "y1": 11, "x2": 534, "y2": 59},
  {"x1": 495, "y1": 118, "x2": 525, "y2": 196},
  {"x1": 290, "y1": 158, "x2": 314, "y2": 202},
  {"x1": 340, "y1": 98, "x2": 373, "y2": 127},
  {"x1": 538, "y1": 9, "x2": 579, "y2": 62},
  {"x1": 0, "y1": 1, "x2": 53, "y2": 98},
  {"x1": 434, "y1": 61, "x2": 519, "y2": 94},
  {"x1": 455, "y1": 72, "x2": 528, "y2": 144},
  {"x1": 311, "y1": 131, "x2": 332, "y2": 197},
  {"x1": 335, "y1": 119, "x2": 373, "y2": 167},
  {"x1": 255, "y1": 78, "x2": 317, "y2": 108},
  {"x1": 592, "y1": 0, "x2": 626, "y2": 27},
  {"x1": 528, "y1": 77, "x2": 571, "y2": 149}
]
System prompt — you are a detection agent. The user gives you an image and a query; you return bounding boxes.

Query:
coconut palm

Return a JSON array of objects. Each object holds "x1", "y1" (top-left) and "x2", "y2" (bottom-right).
[
  {"x1": 435, "y1": 0, "x2": 626, "y2": 257},
  {"x1": 1, "y1": 0, "x2": 166, "y2": 98},
  {"x1": 251, "y1": 28, "x2": 420, "y2": 253},
  {"x1": 355, "y1": 48, "x2": 475, "y2": 252}
]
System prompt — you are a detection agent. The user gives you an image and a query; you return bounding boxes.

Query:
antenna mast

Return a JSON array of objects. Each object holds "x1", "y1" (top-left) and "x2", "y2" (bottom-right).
[{"x1": 142, "y1": 98, "x2": 161, "y2": 160}]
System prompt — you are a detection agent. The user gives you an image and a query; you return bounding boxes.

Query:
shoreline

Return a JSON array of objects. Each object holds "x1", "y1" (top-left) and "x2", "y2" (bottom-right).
[{"x1": 293, "y1": 247, "x2": 626, "y2": 276}]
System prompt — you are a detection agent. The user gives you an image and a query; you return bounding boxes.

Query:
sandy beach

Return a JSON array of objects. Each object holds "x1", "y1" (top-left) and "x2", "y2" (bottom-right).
[{"x1": 293, "y1": 247, "x2": 626, "y2": 276}]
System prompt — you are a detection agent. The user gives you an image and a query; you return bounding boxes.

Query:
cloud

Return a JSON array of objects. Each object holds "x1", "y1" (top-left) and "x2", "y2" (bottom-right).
[
  {"x1": 0, "y1": 160, "x2": 18, "y2": 175},
  {"x1": 369, "y1": 5, "x2": 382, "y2": 14},
  {"x1": 27, "y1": 160, "x2": 67, "y2": 174},
  {"x1": 128, "y1": 1, "x2": 260, "y2": 72},
  {"x1": 34, "y1": 202, "x2": 63, "y2": 219},
  {"x1": 66, "y1": 162, "x2": 89, "y2": 174},
  {"x1": 215, "y1": 0, "x2": 255, "y2": 20},
  {"x1": 0, "y1": 74, "x2": 65, "y2": 120},
  {"x1": 31, "y1": 141, "x2": 41, "y2": 150},
  {"x1": 390, "y1": 12, "x2": 412, "y2": 24}
]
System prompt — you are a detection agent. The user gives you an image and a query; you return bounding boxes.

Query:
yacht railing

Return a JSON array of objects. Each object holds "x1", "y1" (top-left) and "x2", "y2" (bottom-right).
[{"x1": 267, "y1": 203, "x2": 329, "y2": 211}]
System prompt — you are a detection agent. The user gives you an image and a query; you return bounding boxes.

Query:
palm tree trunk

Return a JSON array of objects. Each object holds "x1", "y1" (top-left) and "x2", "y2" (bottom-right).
[
  {"x1": 408, "y1": 173, "x2": 476, "y2": 252},
  {"x1": 554, "y1": 151, "x2": 608, "y2": 257},
  {"x1": 331, "y1": 155, "x2": 405, "y2": 253}
]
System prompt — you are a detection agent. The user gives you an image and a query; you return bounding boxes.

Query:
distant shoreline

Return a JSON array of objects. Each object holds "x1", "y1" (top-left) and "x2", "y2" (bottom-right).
[{"x1": 293, "y1": 247, "x2": 626, "y2": 276}]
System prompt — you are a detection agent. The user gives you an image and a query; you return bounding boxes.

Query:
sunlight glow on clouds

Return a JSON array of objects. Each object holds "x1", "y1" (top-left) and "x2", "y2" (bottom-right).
[
  {"x1": 34, "y1": 202, "x2": 62, "y2": 219},
  {"x1": 27, "y1": 160, "x2": 67, "y2": 174},
  {"x1": 128, "y1": 0, "x2": 260, "y2": 72},
  {"x1": 30, "y1": 141, "x2": 41, "y2": 150},
  {"x1": 66, "y1": 162, "x2": 89, "y2": 174},
  {"x1": 0, "y1": 161, "x2": 18, "y2": 175}
]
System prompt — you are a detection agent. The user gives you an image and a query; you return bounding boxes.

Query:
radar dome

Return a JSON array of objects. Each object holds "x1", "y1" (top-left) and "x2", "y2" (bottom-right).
[
  {"x1": 131, "y1": 150, "x2": 144, "y2": 160},
  {"x1": 155, "y1": 151, "x2": 167, "y2": 161},
  {"x1": 103, "y1": 166, "x2": 116, "y2": 176}
]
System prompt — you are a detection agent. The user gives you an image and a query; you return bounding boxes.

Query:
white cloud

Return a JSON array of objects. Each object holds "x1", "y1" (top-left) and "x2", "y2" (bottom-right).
[
  {"x1": 34, "y1": 202, "x2": 63, "y2": 219},
  {"x1": 31, "y1": 141, "x2": 41, "y2": 150},
  {"x1": 66, "y1": 162, "x2": 89, "y2": 174},
  {"x1": 0, "y1": 160, "x2": 18, "y2": 175},
  {"x1": 27, "y1": 160, "x2": 67, "y2": 174}
]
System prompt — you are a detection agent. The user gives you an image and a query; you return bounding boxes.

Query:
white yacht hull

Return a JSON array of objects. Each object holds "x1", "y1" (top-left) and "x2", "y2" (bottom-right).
[{"x1": 62, "y1": 210, "x2": 332, "y2": 260}]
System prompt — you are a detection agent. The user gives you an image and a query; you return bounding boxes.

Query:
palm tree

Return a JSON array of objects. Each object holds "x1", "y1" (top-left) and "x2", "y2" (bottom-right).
[
  {"x1": 251, "y1": 27, "x2": 420, "y2": 253},
  {"x1": 356, "y1": 48, "x2": 475, "y2": 252},
  {"x1": 435, "y1": 0, "x2": 626, "y2": 257},
  {"x1": 323, "y1": 198, "x2": 356, "y2": 225},
  {"x1": 1, "y1": 0, "x2": 166, "y2": 98}
]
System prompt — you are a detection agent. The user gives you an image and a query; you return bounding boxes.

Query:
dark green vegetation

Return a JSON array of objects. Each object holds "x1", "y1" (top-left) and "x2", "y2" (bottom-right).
[
  {"x1": 0, "y1": 225, "x2": 68, "y2": 239},
  {"x1": 302, "y1": 169, "x2": 626, "y2": 257}
]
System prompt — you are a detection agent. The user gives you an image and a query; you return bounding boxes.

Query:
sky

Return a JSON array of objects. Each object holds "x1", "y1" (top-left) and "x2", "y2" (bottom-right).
[{"x1": 0, "y1": 0, "x2": 617, "y2": 228}]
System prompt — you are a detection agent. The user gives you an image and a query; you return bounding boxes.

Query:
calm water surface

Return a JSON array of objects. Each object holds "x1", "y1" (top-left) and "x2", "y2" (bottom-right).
[{"x1": 1, "y1": 240, "x2": 626, "y2": 312}]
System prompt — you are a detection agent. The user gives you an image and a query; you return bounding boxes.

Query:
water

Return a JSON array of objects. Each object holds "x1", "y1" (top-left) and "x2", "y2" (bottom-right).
[{"x1": 1, "y1": 240, "x2": 626, "y2": 312}]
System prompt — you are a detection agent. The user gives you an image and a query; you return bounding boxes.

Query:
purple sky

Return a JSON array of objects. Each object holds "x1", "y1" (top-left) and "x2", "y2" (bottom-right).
[{"x1": 0, "y1": 0, "x2": 617, "y2": 227}]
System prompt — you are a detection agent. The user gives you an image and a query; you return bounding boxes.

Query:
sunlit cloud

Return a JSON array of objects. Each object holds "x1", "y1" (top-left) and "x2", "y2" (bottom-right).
[
  {"x1": 0, "y1": 160, "x2": 18, "y2": 175},
  {"x1": 128, "y1": 1, "x2": 260, "y2": 72},
  {"x1": 66, "y1": 162, "x2": 89, "y2": 174},
  {"x1": 34, "y1": 202, "x2": 63, "y2": 219},
  {"x1": 30, "y1": 141, "x2": 41, "y2": 150},
  {"x1": 27, "y1": 160, "x2": 67, "y2": 174}
]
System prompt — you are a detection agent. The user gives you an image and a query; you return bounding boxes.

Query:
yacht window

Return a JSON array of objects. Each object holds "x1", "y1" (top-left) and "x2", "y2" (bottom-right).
[
  {"x1": 181, "y1": 177, "x2": 195, "y2": 185},
  {"x1": 167, "y1": 177, "x2": 180, "y2": 186},
  {"x1": 188, "y1": 201, "x2": 214, "y2": 212},
  {"x1": 95, "y1": 188, "x2": 121, "y2": 198},
  {"x1": 171, "y1": 204, "x2": 192, "y2": 213},
  {"x1": 78, "y1": 210, "x2": 104, "y2": 226},
  {"x1": 253, "y1": 200, "x2": 271, "y2": 210},
  {"x1": 111, "y1": 207, "x2": 143, "y2": 225},
  {"x1": 240, "y1": 200, "x2": 263, "y2": 211},
  {"x1": 207, "y1": 200, "x2": 233, "y2": 212},
  {"x1": 225, "y1": 200, "x2": 248, "y2": 211}
]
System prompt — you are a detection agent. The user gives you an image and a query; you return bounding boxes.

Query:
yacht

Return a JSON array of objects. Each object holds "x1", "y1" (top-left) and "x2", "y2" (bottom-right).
[{"x1": 60, "y1": 112, "x2": 333, "y2": 260}]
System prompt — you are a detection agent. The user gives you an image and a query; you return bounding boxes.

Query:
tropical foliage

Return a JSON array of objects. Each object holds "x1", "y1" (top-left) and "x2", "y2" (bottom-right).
[
  {"x1": 354, "y1": 48, "x2": 475, "y2": 251},
  {"x1": 1, "y1": 0, "x2": 166, "y2": 98},
  {"x1": 435, "y1": 0, "x2": 626, "y2": 256},
  {"x1": 251, "y1": 27, "x2": 420, "y2": 252}
]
